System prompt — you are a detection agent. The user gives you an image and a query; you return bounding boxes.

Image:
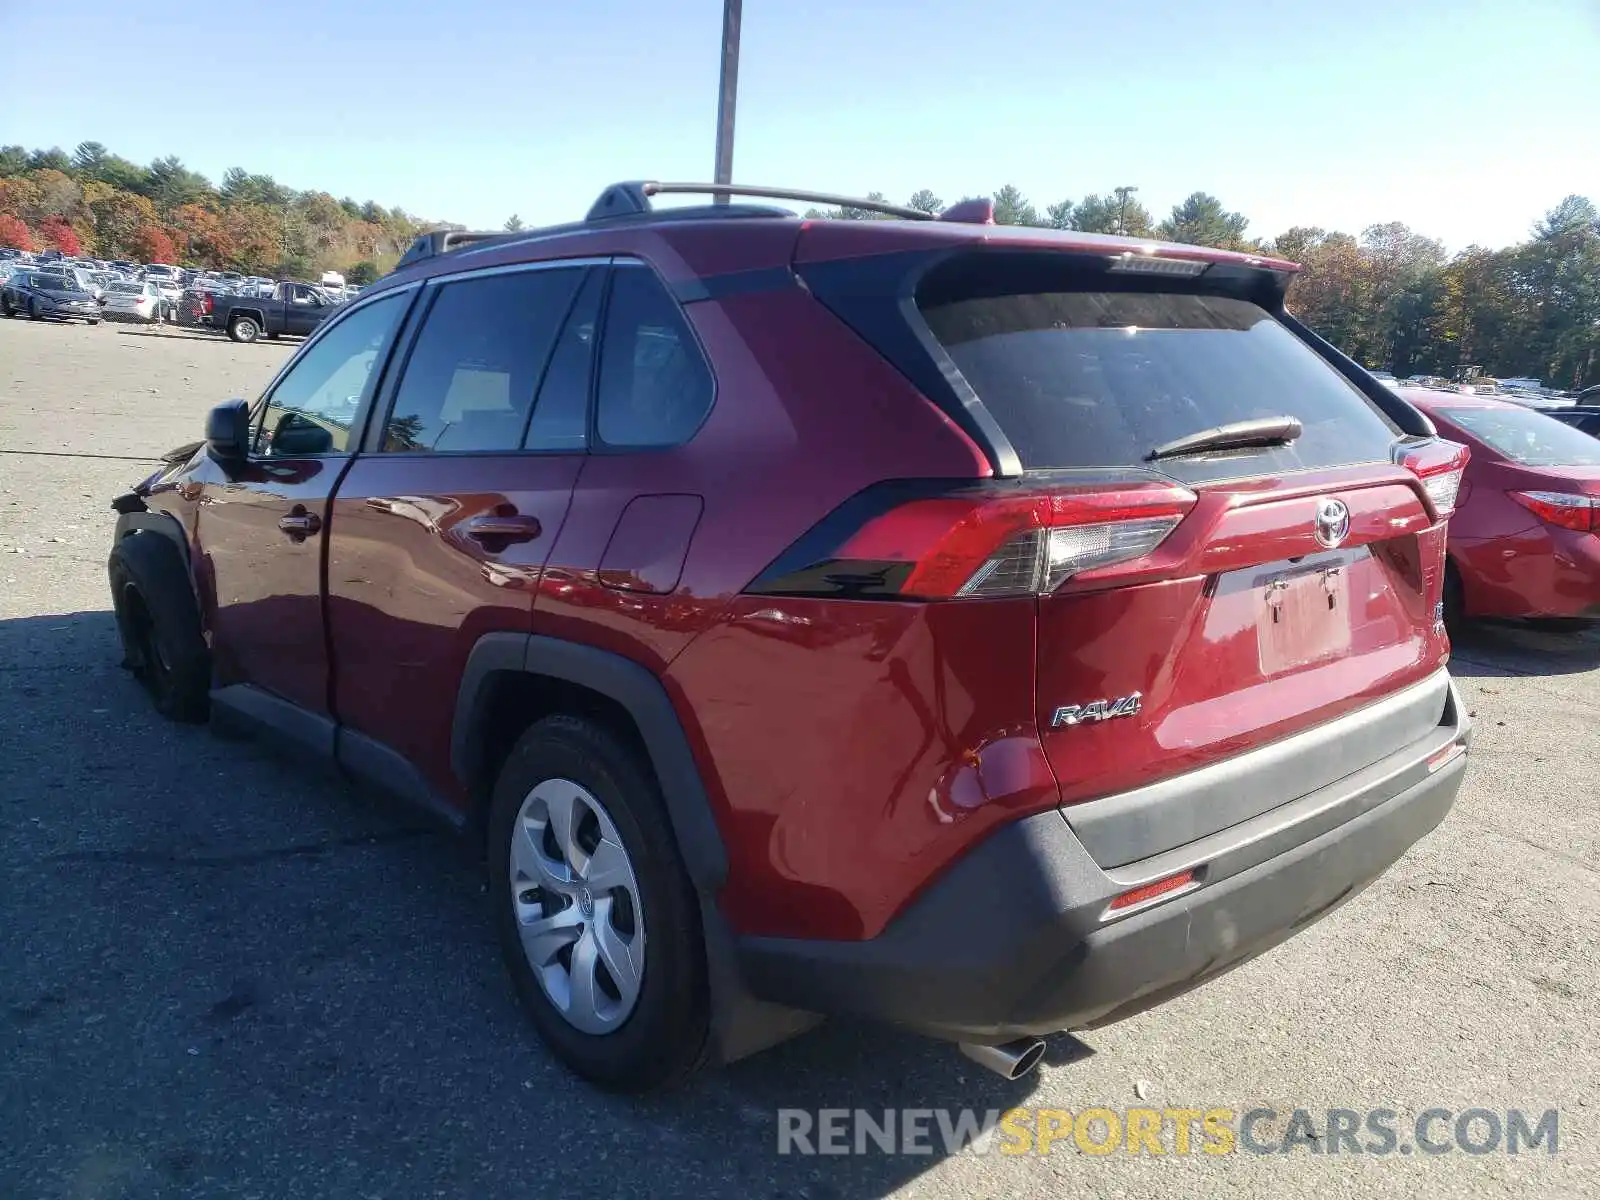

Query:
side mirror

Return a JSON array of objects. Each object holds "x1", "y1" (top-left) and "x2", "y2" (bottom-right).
[{"x1": 205, "y1": 399, "x2": 251, "y2": 460}]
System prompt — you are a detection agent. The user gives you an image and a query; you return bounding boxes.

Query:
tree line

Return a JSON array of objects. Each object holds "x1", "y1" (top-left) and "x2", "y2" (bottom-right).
[
  {"x1": 809, "y1": 185, "x2": 1600, "y2": 390},
  {"x1": 0, "y1": 142, "x2": 438, "y2": 286},
  {"x1": 1, "y1": 142, "x2": 1593, "y2": 388}
]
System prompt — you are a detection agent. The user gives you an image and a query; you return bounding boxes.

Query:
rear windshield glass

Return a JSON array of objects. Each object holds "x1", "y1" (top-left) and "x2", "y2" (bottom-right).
[
  {"x1": 918, "y1": 290, "x2": 1400, "y2": 480},
  {"x1": 1436, "y1": 406, "x2": 1600, "y2": 467}
]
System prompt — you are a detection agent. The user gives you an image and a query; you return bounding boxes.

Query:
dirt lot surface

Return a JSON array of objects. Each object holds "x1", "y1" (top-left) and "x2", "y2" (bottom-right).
[{"x1": 2, "y1": 318, "x2": 1597, "y2": 1198}]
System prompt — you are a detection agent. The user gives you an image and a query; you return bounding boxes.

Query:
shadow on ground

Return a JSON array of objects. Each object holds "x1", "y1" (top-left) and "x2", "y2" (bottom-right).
[
  {"x1": 2, "y1": 610, "x2": 1054, "y2": 1200},
  {"x1": 1447, "y1": 618, "x2": 1600, "y2": 679},
  {"x1": 114, "y1": 329, "x2": 263, "y2": 345}
]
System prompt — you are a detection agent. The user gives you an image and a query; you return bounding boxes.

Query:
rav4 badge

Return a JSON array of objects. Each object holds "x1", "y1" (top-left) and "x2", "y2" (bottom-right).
[{"x1": 1050, "y1": 693, "x2": 1143, "y2": 728}]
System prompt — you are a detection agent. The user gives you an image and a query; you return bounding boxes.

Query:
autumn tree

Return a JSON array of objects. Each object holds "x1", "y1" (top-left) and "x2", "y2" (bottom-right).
[
  {"x1": 0, "y1": 214, "x2": 33, "y2": 250},
  {"x1": 39, "y1": 216, "x2": 81, "y2": 255},
  {"x1": 87, "y1": 189, "x2": 158, "y2": 258},
  {"x1": 132, "y1": 225, "x2": 177, "y2": 264}
]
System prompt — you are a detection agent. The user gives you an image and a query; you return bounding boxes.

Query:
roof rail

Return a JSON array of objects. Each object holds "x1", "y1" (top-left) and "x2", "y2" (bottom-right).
[
  {"x1": 393, "y1": 228, "x2": 512, "y2": 272},
  {"x1": 586, "y1": 181, "x2": 937, "y2": 222},
  {"x1": 389, "y1": 182, "x2": 971, "y2": 276}
]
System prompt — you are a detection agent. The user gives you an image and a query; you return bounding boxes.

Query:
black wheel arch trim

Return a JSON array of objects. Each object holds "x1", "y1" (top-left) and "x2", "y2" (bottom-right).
[
  {"x1": 451, "y1": 632, "x2": 728, "y2": 890},
  {"x1": 113, "y1": 509, "x2": 192, "y2": 570},
  {"x1": 451, "y1": 633, "x2": 812, "y2": 1062}
]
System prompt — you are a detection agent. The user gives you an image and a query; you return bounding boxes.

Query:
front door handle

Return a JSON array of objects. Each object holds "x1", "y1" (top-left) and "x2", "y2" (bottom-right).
[
  {"x1": 463, "y1": 513, "x2": 542, "y2": 545},
  {"x1": 278, "y1": 507, "x2": 322, "y2": 540}
]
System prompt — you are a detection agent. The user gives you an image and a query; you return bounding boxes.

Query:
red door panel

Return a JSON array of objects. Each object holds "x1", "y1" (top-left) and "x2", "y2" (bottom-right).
[
  {"x1": 193, "y1": 453, "x2": 345, "y2": 713},
  {"x1": 325, "y1": 455, "x2": 582, "y2": 802}
]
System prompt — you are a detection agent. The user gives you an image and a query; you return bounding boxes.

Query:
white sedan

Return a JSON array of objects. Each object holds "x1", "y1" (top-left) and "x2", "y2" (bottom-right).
[{"x1": 102, "y1": 280, "x2": 162, "y2": 323}]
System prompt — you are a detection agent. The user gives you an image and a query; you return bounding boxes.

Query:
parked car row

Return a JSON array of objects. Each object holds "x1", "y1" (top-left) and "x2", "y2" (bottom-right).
[{"x1": 0, "y1": 251, "x2": 353, "y2": 335}]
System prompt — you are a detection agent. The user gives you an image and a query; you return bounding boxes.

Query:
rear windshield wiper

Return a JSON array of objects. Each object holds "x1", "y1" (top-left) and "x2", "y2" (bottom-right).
[{"x1": 1145, "y1": 416, "x2": 1303, "y2": 462}]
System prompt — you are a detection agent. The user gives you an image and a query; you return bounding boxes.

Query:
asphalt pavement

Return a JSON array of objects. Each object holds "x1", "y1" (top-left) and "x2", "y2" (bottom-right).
[{"x1": 1, "y1": 318, "x2": 1596, "y2": 1199}]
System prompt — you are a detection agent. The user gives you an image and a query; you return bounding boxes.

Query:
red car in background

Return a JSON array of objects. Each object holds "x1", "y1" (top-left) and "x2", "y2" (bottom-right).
[{"x1": 1402, "y1": 389, "x2": 1600, "y2": 626}]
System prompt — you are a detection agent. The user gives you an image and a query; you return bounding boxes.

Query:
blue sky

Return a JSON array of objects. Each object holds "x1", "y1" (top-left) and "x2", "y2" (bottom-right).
[{"x1": 4, "y1": 0, "x2": 1597, "y2": 250}]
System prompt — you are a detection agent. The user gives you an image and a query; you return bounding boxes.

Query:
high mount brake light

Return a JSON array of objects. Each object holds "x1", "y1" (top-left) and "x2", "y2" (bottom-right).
[
  {"x1": 747, "y1": 481, "x2": 1197, "y2": 600},
  {"x1": 1395, "y1": 439, "x2": 1470, "y2": 518},
  {"x1": 1105, "y1": 252, "x2": 1209, "y2": 278},
  {"x1": 1509, "y1": 490, "x2": 1600, "y2": 533}
]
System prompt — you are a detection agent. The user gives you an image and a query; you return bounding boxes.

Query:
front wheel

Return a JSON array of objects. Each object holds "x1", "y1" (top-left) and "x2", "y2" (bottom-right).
[
  {"x1": 228, "y1": 316, "x2": 260, "y2": 343},
  {"x1": 108, "y1": 535, "x2": 210, "y2": 722},
  {"x1": 29, "y1": 298, "x2": 41, "y2": 321},
  {"x1": 488, "y1": 716, "x2": 711, "y2": 1092}
]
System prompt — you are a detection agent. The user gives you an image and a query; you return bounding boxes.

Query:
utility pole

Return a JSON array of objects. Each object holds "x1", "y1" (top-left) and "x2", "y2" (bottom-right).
[
  {"x1": 712, "y1": 0, "x2": 742, "y2": 204},
  {"x1": 1114, "y1": 185, "x2": 1139, "y2": 236}
]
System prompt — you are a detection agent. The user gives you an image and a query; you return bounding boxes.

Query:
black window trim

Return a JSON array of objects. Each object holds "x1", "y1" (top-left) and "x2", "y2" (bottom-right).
[
  {"x1": 247, "y1": 283, "x2": 422, "y2": 461},
  {"x1": 359, "y1": 256, "x2": 612, "y2": 459},
  {"x1": 587, "y1": 258, "x2": 719, "y2": 456}
]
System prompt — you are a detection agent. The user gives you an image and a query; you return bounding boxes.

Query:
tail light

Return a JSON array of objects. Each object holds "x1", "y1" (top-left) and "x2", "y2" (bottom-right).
[
  {"x1": 1509, "y1": 490, "x2": 1599, "y2": 533},
  {"x1": 747, "y1": 478, "x2": 1197, "y2": 600},
  {"x1": 1395, "y1": 438, "x2": 1470, "y2": 518},
  {"x1": 200, "y1": 293, "x2": 214, "y2": 315}
]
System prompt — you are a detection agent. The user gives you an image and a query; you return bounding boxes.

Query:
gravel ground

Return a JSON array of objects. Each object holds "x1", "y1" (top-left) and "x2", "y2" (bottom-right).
[{"x1": 1, "y1": 318, "x2": 1597, "y2": 1199}]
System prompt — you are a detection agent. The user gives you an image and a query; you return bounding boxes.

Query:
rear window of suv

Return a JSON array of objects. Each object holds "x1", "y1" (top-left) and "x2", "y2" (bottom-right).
[{"x1": 918, "y1": 286, "x2": 1401, "y2": 482}]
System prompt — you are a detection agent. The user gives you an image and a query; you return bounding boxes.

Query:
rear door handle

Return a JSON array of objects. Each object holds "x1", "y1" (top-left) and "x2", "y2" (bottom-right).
[
  {"x1": 278, "y1": 507, "x2": 321, "y2": 539},
  {"x1": 463, "y1": 513, "x2": 542, "y2": 544}
]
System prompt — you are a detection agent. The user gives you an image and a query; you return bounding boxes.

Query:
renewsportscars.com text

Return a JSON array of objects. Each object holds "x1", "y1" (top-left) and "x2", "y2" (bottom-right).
[{"x1": 776, "y1": 1106, "x2": 1559, "y2": 1157}]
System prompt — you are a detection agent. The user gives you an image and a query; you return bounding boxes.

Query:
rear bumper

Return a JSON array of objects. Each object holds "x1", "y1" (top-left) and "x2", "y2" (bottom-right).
[{"x1": 736, "y1": 677, "x2": 1471, "y2": 1043}]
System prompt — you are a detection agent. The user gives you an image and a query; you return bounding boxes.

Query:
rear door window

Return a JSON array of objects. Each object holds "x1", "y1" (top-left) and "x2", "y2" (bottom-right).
[
  {"x1": 918, "y1": 287, "x2": 1401, "y2": 482},
  {"x1": 381, "y1": 267, "x2": 583, "y2": 453},
  {"x1": 1435, "y1": 406, "x2": 1600, "y2": 467}
]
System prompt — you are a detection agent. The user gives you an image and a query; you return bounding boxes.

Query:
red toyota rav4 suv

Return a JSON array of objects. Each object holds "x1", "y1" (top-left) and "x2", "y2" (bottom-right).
[{"x1": 108, "y1": 183, "x2": 1473, "y2": 1091}]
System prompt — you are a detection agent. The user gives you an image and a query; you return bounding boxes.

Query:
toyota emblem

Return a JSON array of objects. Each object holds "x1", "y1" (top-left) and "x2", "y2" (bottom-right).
[{"x1": 1314, "y1": 498, "x2": 1350, "y2": 548}]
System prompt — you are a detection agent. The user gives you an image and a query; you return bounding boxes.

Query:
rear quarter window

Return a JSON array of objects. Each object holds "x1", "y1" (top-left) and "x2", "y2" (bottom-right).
[{"x1": 918, "y1": 289, "x2": 1401, "y2": 482}]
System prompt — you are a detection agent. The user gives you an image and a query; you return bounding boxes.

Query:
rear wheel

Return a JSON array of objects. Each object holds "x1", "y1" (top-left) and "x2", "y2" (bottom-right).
[
  {"x1": 29, "y1": 298, "x2": 41, "y2": 321},
  {"x1": 488, "y1": 715, "x2": 710, "y2": 1092},
  {"x1": 229, "y1": 315, "x2": 260, "y2": 343}
]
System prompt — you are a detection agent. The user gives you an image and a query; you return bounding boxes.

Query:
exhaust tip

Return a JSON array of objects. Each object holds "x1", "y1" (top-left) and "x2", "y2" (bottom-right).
[{"x1": 960, "y1": 1037, "x2": 1047, "y2": 1081}]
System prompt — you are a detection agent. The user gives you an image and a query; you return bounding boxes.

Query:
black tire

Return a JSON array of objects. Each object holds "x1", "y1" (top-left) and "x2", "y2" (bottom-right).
[
  {"x1": 228, "y1": 315, "x2": 260, "y2": 343},
  {"x1": 487, "y1": 715, "x2": 711, "y2": 1092},
  {"x1": 88, "y1": 319, "x2": 101, "y2": 326},
  {"x1": 29, "y1": 298, "x2": 41, "y2": 321},
  {"x1": 1443, "y1": 559, "x2": 1467, "y2": 634},
  {"x1": 108, "y1": 534, "x2": 210, "y2": 722},
  {"x1": 1, "y1": 298, "x2": 12, "y2": 318}
]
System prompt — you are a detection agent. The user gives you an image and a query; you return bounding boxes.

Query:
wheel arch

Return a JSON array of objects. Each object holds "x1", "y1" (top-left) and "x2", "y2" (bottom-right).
[
  {"x1": 452, "y1": 633, "x2": 727, "y2": 891},
  {"x1": 453, "y1": 632, "x2": 817, "y2": 1063},
  {"x1": 113, "y1": 509, "x2": 192, "y2": 571}
]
